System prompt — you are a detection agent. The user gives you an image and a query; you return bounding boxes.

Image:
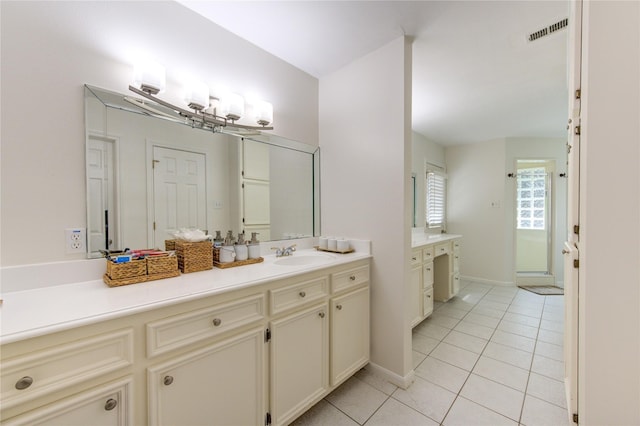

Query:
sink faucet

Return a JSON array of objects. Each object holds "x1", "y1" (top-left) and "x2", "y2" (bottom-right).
[{"x1": 272, "y1": 244, "x2": 296, "y2": 257}]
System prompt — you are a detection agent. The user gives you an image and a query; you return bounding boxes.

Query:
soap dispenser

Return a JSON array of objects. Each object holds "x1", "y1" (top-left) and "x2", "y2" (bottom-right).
[
  {"x1": 234, "y1": 232, "x2": 248, "y2": 261},
  {"x1": 248, "y1": 232, "x2": 261, "y2": 259},
  {"x1": 213, "y1": 230, "x2": 223, "y2": 248}
]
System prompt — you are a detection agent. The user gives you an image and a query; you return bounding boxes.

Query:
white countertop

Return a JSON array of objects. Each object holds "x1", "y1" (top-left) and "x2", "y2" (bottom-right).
[
  {"x1": 0, "y1": 248, "x2": 371, "y2": 345},
  {"x1": 411, "y1": 233, "x2": 462, "y2": 248}
]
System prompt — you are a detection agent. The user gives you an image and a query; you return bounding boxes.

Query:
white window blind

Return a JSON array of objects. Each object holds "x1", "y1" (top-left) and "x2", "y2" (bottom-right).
[{"x1": 426, "y1": 171, "x2": 446, "y2": 229}]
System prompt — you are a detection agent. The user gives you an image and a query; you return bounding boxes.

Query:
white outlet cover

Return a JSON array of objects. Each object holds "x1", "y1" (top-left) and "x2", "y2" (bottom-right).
[{"x1": 65, "y1": 228, "x2": 87, "y2": 253}]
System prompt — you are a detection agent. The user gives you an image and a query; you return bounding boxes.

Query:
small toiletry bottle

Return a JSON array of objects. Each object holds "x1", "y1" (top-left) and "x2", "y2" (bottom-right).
[
  {"x1": 213, "y1": 230, "x2": 223, "y2": 248},
  {"x1": 248, "y1": 232, "x2": 260, "y2": 259},
  {"x1": 234, "y1": 233, "x2": 248, "y2": 261}
]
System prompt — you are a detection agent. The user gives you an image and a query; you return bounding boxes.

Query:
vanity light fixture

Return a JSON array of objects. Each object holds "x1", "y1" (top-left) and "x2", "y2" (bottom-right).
[
  {"x1": 132, "y1": 61, "x2": 166, "y2": 95},
  {"x1": 129, "y1": 65, "x2": 273, "y2": 131}
]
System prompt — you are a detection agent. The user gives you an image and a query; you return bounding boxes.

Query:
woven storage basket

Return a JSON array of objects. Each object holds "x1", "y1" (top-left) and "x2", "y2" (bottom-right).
[
  {"x1": 106, "y1": 259, "x2": 146, "y2": 280},
  {"x1": 165, "y1": 240, "x2": 176, "y2": 251},
  {"x1": 147, "y1": 255, "x2": 179, "y2": 276},
  {"x1": 175, "y1": 240, "x2": 213, "y2": 273}
]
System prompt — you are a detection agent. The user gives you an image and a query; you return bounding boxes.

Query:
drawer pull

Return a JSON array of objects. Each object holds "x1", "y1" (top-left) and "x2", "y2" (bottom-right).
[
  {"x1": 336, "y1": 304, "x2": 343, "y2": 310},
  {"x1": 349, "y1": 275, "x2": 356, "y2": 281},
  {"x1": 15, "y1": 376, "x2": 33, "y2": 390},
  {"x1": 163, "y1": 375, "x2": 174, "y2": 386},
  {"x1": 318, "y1": 312, "x2": 325, "y2": 318},
  {"x1": 104, "y1": 398, "x2": 118, "y2": 411},
  {"x1": 412, "y1": 257, "x2": 417, "y2": 261},
  {"x1": 299, "y1": 291, "x2": 306, "y2": 298},
  {"x1": 212, "y1": 318, "x2": 222, "y2": 327}
]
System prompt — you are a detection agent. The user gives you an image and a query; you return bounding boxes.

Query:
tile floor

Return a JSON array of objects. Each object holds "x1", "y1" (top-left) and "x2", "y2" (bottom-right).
[{"x1": 291, "y1": 280, "x2": 571, "y2": 426}]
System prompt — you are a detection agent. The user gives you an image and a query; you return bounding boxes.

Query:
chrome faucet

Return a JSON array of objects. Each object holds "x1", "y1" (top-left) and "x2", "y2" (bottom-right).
[{"x1": 272, "y1": 244, "x2": 297, "y2": 257}]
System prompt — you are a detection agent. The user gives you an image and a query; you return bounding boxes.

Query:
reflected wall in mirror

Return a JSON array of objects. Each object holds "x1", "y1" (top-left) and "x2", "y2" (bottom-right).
[{"x1": 85, "y1": 85, "x2": 319, "y2": 258}]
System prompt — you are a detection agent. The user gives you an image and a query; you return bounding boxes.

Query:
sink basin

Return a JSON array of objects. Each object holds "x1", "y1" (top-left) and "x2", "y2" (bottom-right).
[{"x1": 274, "y1": 254, "x2": 335, "y2": 266}]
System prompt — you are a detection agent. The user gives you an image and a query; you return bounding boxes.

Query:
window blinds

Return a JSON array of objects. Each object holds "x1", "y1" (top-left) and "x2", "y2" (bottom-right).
[{"x1": 426, "y1": 171, "x2": 446, "y2": 228}]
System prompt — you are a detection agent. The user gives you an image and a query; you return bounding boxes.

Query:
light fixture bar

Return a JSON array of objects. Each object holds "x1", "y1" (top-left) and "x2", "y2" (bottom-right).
[{"x1": 128, "y1": 85, "x2": 273, "y2": 131}]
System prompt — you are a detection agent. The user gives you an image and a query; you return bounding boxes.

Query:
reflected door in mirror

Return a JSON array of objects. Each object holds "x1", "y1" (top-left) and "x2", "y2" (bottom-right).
[
  {"x1": 87, "y1": 135, "x2": 117, "y2": 256},
  {"x1": 153, "y1": 146, "x2": 207, "y2": 246}
]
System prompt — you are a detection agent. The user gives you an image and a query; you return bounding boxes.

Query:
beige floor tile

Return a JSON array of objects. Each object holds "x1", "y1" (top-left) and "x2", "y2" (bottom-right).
[
  {"x1": 443, "y1": 397, "x2": 518, "y2": 426},
  {"x1": 535, "y1": 340, "x2": 564, "y2": 362},
  {"x1": 443, "y1": 330, "x2": 488, "y2": 354},
  {"x1": 325, "y1": 376, "x2": 389, "y2": 424},
  {"x1": 491, "y1": 329, "x2": 536, "y2": 352},
  {"x1": 413, "y1": 350, "x2": 427, "y2": 368},
  {"x1": 531, "y1": 354, "x2": 565, "y2": 381},
  {"x1": 537, "y1": 328, "x2": 564, "y2": 346},
  {"x1": 459, "y1": 374, "x2": 524, "y2": 421},
  {"x1": 526, "y1": 372, "x2": 568, "y2": 409},
  {"x1": 472, "y1": 356, "x2": 529, "y2": 392},
  {"x1": 290, "y1": 399, "x2": 359, "y2": 426},
  {"x1": 502, "y1": 312, "x2": 541, "y2": 328},
  {"x1": 392, "y1": 376, "x2": 457, "y2": 423},
  {"x1": 413, "y1": 321, "x2": 451, "y2": 340},
  {"x1": 414, "y1": 356, "x2": 470, "y2": 393},
  {"x1": 365, "y1": 397, "x2": 439, "y2": 426},
  {"x1": 464, "y1": 312, "x2": 501, "y2": 328},
  {"x1": 497, "y1": 320, "x2": 539, "y2": 339},
  {"x1": 412, "y1": 333, "x2": 440, "y2": 355},
  {"x1": 355, "y1": 365, "x2": 399, "y2": 396},
  {"x1": 483, "y1": 341, "x2": 533, "y2": 370},
  {"x1": 430, "y1": 342, "x2": 481, "y2": 371},
  {"x1": 520, "y1": 394, "x2": 572, "y2": 426},
  {"x1": 454, "y1": 320, "x2": 495, "y2": 340}
]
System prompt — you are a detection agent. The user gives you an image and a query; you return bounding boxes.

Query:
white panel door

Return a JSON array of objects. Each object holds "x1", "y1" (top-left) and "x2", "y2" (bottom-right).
[
  {"x1": 87, "y1": 135, "x2": 116, "y2": 255},
  {"x1": 153, "y1": 147, "x2": 206, "y2": 247}
]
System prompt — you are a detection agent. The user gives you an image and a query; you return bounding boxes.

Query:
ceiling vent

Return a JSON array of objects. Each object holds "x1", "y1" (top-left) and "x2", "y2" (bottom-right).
[{"x1": 528, "y1": 18, "x2": 568, "y2": 42}]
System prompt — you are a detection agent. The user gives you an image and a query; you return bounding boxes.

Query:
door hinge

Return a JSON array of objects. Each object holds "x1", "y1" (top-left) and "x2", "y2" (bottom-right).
[
  {"x1": 574, "y1": 125, "x2": 581, "y2": 135},
  {"x1": 242, "y1": 170, "x2": 245, "y2": 177},
  {"x1": 574, "y1": 225, "x2": 580, "y2": 235},
  {"x1": 152, "y1": 159, "x2": 160, "y2": 169},
  {"x1": 573, "y1": 412, "x2": 579, "y2": 423},
  {"x1": 242, "y1": 183, "x2": 245, "y2": 189},
  {"x1": 575, "y1": 89, "x2": 581, "y2": 99},
  {"x1": 574, "y1": 259, "x2": 579, "y2": 269},
  {"x1": 265, "y1": 412, "x2": 272, "y2": 426},
  {"x1": 242, "y1": 217, "x2": 245, "y2": 224},
  {"x1": 265, "y1": 328, "x2": 271, "y2": 342},
  {"x1": 153, "y1": 221, "x2": 156, "y2": 231}
]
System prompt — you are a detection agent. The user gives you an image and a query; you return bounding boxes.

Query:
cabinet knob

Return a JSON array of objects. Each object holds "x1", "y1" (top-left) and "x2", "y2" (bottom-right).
[
  {"x1": 15, "y1": 376, "x2": 33, "y2": 390},
  {"x1": 412, "y1": 257, "x2": 417, "y2": 261},
  {"x1": 104, "y1": 398, "x2": 118, "y2": 411},
  {"x1": 299, "y1": 291, "x2": 306, "y2": 298},
  {"x1": 163, "y1": 375, "x2": 174, "y2": 386},
  {"x1": 349, "y1": 275, "x2": 356, "y2": 281},
  {"x1": 212, "y1": 318, "x2": 222, "y2": 327},
  {"x1": 336, "y1": 304, "x2": 343, "y2": 310},
  {"x1": 318, "y1": 312, "x2": 325, "y2": 318}
]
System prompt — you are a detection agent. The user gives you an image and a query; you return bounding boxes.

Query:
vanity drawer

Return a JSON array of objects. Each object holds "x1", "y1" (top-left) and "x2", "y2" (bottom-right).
[
  {"x1": 423, "y1": 262, "x2": 434, "y2": 287},
  {"x1": 147, "y1": 294, "x2": 265, "y2": 357},
  {"x1": 410, "y1": 249, "x2": 422, "y2": 267},
  {"x1": 423, "y1": 287, "x2": 434, "y2": 318},
  {"x1": 453, "y1": 240, "x2": 461, "y2": 254},
  {"x1": 435, "y1": 243, "x2": 451, "y2": 257},
  {"x1": 453, "y1": 252, "x2": 460, "y2": 273},
  {"x1": 1, "y1": 329, "x2": 133, "y2": 410},
  {"x1": 332, "y1": 265, "x2": 370, "y2": 294},
  {"x1": 423, "y1": 246, "x2": 434, "y2": 262},
  {"x1": 270, "y1": 277, "x2": 329, "y2": 315}
]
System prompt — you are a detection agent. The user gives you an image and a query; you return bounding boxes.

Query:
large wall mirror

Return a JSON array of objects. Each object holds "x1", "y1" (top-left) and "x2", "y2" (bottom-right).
[{"x1": 85, "y1": 85, "x2": 320, "y2": 258}]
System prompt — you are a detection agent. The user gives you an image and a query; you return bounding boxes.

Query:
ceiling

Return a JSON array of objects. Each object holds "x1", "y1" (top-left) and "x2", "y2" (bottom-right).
[{"x1": 178, "y1": 1, "x2": 569, "y2": 145}]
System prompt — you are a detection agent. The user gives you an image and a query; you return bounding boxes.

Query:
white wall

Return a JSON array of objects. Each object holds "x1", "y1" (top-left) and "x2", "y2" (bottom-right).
[
  {"x1": 579, "y1": 1, "x2": 640, "y2": 423},
  {"x1": 0, "y1": 1, "x2": 318, "y2": 266},
  {"x1": 446, "y1": 137, "x2": 566, "y2": 285},
  {"x1": 320, "y1": 37, "x2": 414, "y2": 384},
  {"x1": 411, "y1": 132, "x2": 445, "y2": 229},
  {"x1": 446, "y1": 139, "x2": 511, "y2": 284}
]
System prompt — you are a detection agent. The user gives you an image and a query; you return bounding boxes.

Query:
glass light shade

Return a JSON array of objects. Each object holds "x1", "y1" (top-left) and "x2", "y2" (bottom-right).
[
  {"x1": 254, "y1": 100, "x2": 273, "y2": 126},
  {"x1": 184, "y1": 81, "x2": 210, "y2": 111},
  {"x1": 219, "y1": 92, "x2": 245, "y2": 121},
  {"x1": 133, "y1": 61, "x2": 166, "y2": 94}
]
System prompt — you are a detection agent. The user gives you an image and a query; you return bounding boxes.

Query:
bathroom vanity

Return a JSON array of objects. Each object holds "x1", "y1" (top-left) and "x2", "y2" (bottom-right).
[
  {"x1": 0, "y1": 249, "x2": 370, "y2": 426},
  {"x1": 410, "y1": 234, "x2": 461, "y2": 327}
]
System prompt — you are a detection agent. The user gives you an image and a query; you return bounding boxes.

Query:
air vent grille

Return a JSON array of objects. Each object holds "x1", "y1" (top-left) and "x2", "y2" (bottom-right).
[{"x1": 528, "y1": 18, "x2": 568, "y2": 42}]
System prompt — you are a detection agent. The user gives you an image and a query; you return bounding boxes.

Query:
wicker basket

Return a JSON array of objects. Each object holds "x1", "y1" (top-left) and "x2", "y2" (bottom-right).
[
  {"x1": 175, "y1": 240, "x2": 213, "y2": 273},
  {"x1": 165, "y1": 240, "x2": 176, "y2": 251},
  {"x1": 106, "y1": 258, "x2": 146, "y2": 280},
  {"x1": 147, "y1": 255, "x2": 179, "y2": 276}
]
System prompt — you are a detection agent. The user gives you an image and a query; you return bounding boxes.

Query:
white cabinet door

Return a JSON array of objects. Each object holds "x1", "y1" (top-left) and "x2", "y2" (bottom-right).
[
  {"x1": 410, "y1": 263, "x2": 423, "y2": 327},
  {"x1": 423, "y1": 286, "x2": 434, "y2": 318},
  {"x1": 330, "y1": 286, "x2": 370, "y2": 386},
  {"x1": 5, "y1": 378, "x2": 132, "y2": 426},
  {"x1": 270, "y1": 303, "x2": 329, "y2": 426},
  {"x1": 147, "y1": 327, "x2": 265, "y2": 426}
]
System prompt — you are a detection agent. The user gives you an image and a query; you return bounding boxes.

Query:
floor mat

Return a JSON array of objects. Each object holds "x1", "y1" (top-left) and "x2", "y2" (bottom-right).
[{"x1": 517, "y1": 285, "x2": 564, "y2": 295}]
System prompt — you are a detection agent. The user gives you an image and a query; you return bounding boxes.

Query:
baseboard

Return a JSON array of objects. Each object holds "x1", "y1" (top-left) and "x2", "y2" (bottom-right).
[
  {"x1": 366, "y1": 361, "x2": 415, "y2": 390},
  {"x1": 516, "y1": 274, "x2": 556, "y2": 286},
  {"x1": 460, "y1": 275, "x2": 515, "y2": 287}
]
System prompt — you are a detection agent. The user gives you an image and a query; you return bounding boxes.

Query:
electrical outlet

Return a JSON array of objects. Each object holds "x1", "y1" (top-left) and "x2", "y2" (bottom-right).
[
  {"x1": 214, "y1": 200, "x2": 224, "y2": 209},
  {"x1": 65, "y1": 228, "x2": 86, "y2": 253}
]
